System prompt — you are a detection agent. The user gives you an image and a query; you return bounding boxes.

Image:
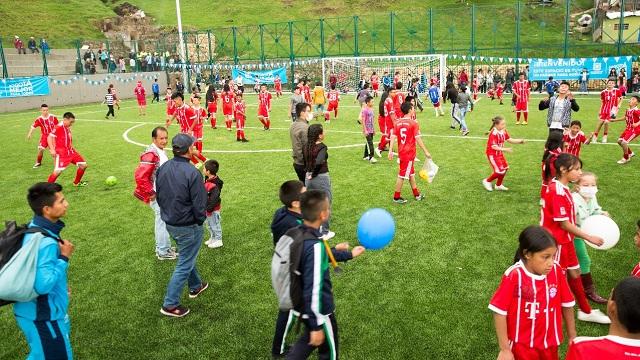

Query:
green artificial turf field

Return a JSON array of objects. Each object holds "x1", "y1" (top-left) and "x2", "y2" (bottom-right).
[{"x1": 0, "y1": 91, "x2": 638, "y2": 359}]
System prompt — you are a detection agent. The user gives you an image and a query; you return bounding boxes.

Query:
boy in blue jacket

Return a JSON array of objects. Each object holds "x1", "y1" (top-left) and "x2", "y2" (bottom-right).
[
  {"x1": 287, "y1": 190, "x2": 365, "y2": 360},
  {"x1": 14, "y1": 182, "x2": 75, "y2": 359}
]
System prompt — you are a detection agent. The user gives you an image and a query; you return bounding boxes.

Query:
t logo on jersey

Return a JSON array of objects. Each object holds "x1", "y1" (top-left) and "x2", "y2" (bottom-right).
[{"x1": 524, "y1": 301, "x2": 541, "y2": 320}]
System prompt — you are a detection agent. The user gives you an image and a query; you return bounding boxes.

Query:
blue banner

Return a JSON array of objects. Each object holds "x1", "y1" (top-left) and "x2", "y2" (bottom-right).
[
  {"x1": 0, "y1": 76, "x2": 51, "y2": 98},
  {"x1": 529, "y1": 56, "x2": 634, "y2": 81},
  {"x1": 231, "y1": 68, "x2": 287, "y2": 85}
]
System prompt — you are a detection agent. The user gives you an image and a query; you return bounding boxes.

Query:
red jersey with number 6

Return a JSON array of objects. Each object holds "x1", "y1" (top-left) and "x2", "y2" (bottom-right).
[
  {"x1": 393, "y1": 117, "x2": 420, "y2": 161},
  {"x1": 221, "y1": 91, "x2": 235, "y2": 115}
]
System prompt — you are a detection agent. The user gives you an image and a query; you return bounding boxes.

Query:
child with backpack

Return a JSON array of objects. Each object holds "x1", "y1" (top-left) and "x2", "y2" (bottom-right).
[
  {"x1": 203, "y1": 160, "x2": 224, "y2": 249},
  {"x1": 283, "y1": 190, "x2": 365, "y2": 359},
  {"x1": 270, "y1": 180, "x2": 306, "y2": 358}
]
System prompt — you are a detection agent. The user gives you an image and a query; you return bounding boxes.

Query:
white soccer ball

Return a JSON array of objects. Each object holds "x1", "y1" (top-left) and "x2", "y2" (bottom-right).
[
  {"x1": 582, "y1": 215, "x2": 620, "y2": 250},
  {"x1": 362, "y1": 30, "x2": 367, "y2": 34}
]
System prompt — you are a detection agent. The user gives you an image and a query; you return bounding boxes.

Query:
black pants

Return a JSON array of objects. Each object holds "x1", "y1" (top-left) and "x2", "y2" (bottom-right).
[
  {"x1": 152, "y1": 92, "x2": 160, "y2": 102},
  {"x1": 293, "y1": 163, "x2": 306, "y2": 183},
  {"x1": 106, "y1": 105, "x2": 115, "y2": 118},
  {"x1": 272, "y1": 310, "x2": 296, "y2": 356},
  {"x1": 287, "y1": 313, "x2": 339, "y2": 360},
  {"x1": 363, "y1": 134, "x2": 374, "y2": 159}
]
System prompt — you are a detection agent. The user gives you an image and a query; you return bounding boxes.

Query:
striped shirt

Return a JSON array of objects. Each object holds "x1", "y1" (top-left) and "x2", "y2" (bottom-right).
[
  {"x1": 105, "y1": 93, "x2": 114, "y2": 105},
  {"x1": 31, "y1": 115, "x2": 58, "y2": 137}
]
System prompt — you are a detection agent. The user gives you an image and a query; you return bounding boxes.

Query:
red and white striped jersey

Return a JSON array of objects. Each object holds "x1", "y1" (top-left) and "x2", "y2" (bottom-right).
[
  {"x1": 221, "y1": 91, "x2": 235, "y2": 106},
  {"x1": 327, "y1": 90, "x2": 340, "y2": 104},
  {"x1": 166, "y1": 95, "x2": 176, "y2": 112},
  {"x1": 134, "y1": 85, "x2": 145, "y2": 99},
  {"x1": 383, "y1": 97, "x2": 395, "y2": 119},
  {"x1": 393, "y1": 92, "x2": 404, "y2": 115},
  {"x1": 32, "y1": 115, "x2": 58, "y2": 138},
  {"x1": 600, "y1": 88, "x2": 622, "y2": 117},
  {"x1": 192, "y1": 107, "x2": 206, "y2": 130},
  {"x1": 513, "y1": 80, "x2": 530, "y2": 101},
  {"x1": 632, "y1": 262, "x2": 640, "y2": 278},
  {"x1": 234, "y1": 101, "x2": 246, "y2": 120},
  {"x1": 489, "y1": 261, "x2": 575, "y2": 350},
  {"x1": 563, "y1": 131, "x2": 587, "y2": 157},
  {"x1": 541, "y1": 179, "x2": 576, "y2": 245},
  {"x1": 624, "y1": 106, "x2": 640, "y2": 130},
  {"x1": 566, "y1": 335, "x2": 640, "y2": 360},
  {"x1": 486, "y1": 128, "x2": 510, "y2": 156},
  {"x1": 370, "y1": 75, "x2": 379, "y2": 84},
  {"x1": 174, "y1": 105, "x2": 196, "y2": 133},
  {"x1": 49, "y1": 123, "x2": 76, "y2": 156},
  {"x1": 258, "y1": 91, "x2": 272, "y2": 110}
]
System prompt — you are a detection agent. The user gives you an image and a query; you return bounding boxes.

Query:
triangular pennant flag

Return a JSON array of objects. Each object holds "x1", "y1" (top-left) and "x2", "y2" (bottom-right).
[
  {"x1": 498, "y1": 57, "x2": 503, "y2": 62},
  {"x1": 508, "y1": 57, "x2": 513, "y2": 62},
  {"x1": 461, "y1": 55, "x2": 466, "y2": 60},
  {"x1": 470, "y1": 56, "x2": 476, "y2": 61},
  {"x1": 480, "y1": 56, "x2": 485, "y2": 61},
  {"x1": 614, "y1": 57, "x2": 620, "y2": 62}
]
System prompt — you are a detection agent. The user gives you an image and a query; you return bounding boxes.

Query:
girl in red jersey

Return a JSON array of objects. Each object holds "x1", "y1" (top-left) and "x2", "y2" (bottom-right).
[
  {"x1": 482, "y1": 116, "x2": 525, "y2": 192},
  {"x1": 220, "y1": 84, "x2": 235, "y2": 131},
  {"x1": 541, "y1": 153, "x2": 610, "y2": 325},
  {"x1": 274, "y1": 75, "x2": 283, "y2": 98},
  {"x1": 207, "y1": 86, "x2": 218, "y2": 129},
  {"x1": 496, "y1": 81, "x2": 504, "y2": 105},
  {"x1": 370, "y1": 71, "x2": 380, "y2": 97},
  {"x1": 489, "y1": 226, "x2": 576, "y2": 360},
  {"x1": 234, "y1": 93, "x2": 248, "y2": 142},
  {"x1": 539, "y1": 132, "x2": 564, "y2": 202}
]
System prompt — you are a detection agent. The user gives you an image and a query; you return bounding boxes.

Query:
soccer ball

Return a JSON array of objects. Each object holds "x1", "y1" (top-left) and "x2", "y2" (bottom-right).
[{"x1": 105, "y1": 176, "x2": 118, "y2": 187}]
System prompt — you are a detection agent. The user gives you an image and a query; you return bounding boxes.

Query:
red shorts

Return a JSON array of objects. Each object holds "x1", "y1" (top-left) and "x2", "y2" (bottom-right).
[
  {"x1": 208, "y1": 105, "x2": 217, "y2": 115},
  {"x1": 488, "y1": 154, "x2": 509, "y2": 174},
  {"x1": 55, "y1": 152, "x2": 85, "y2": 171},
  {"x1": 258, "y1": 107, "x2": 270, "y2": 118},
  {"x1": 167, "y1": 107, "x2": 176, "y2": 116},
  {"x1": 515, "y1": 100, "x2": 529, "y2": 112},
  {"x1": 386, "y1": 117, "x2": 394, "y2": 135},
  {"x1": 223, "y1": 105, "x2": 233, "y2": 116},
  {"x1": 137, "y1": 98, "x2": 146, "y2": 106},
  {"x1": 511, "y1": 342, "x2": 558, "y2": 360},
  {"x1": 398, "y1": 159, "x2": 415, "y2": 179},
  {"x1": 327, "y1": 102, "x2": 338, "y2": 112},
  {"x1": 372, "y1": 83, "x2": 379, "y2": 91},
  {"x1": 275, "y1": 84, "x2": 282, "y2": 92},
  {"x1": 555, "y1": 242, "x2": 580, "y2": 270},
  {"x1": 38, "y1": 136, "x2": 49, "y2": 149},
  {"x1": 619, "y1": 128, "x2": 640, "y2": 143},
  {"x1": 236, "y1": 117, "x2": 245, "y2": 130},
  {"x1": 432, "y1": 102, "x2": 441, "y2": 108},
  {"x1": 192, "y1": 127, "x2": 203, "y2": 141}
]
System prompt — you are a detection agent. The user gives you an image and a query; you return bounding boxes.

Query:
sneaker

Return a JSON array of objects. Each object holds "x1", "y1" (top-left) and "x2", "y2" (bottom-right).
[
  {"x1": 320, "y1": 231, "x2": 336, "y2": 241},
  {"x1": 212, "y1": 126, "x2": 217, "y2": 129},
  {"x1": 591, "y1": 135, "x2": 597, "y2": 143},
  {"x1": 73, "y1": 181, "x2": 88, "y2": 187},
  {"x1": 237, "y1": 138, "x2": 241, "y2": 142},
  {"x1": 375, "y1": 148, "x2": 382, "y2": 158},
  {"x1": 617, "y1": 158, "x2": 629, "y2": 164},
  {"x1": 207, "y1": 239, "x2": 223, "y2": 248},
  {"x1": 495, "y1": 185, "x2": 509, "y2": 191},
  {"x1": 577, "y1": 309, "x2": 611, "y2": 324},
  {"x1": 32, "y1": 163, "x2": 41, "y2": 169},
  {"x1": 160, "y1": 305, "x2": 190, "y2": 318},
  {"x1": 241, "y1": 139, "x2": 249, "y2": 142},
  {"x1": 415, "y1": 194, "x2": 424, "y2": 201},
  {"x1": 369, "y1": 157, "x2": 378, "y2": 164},
  {"x1": 630, "y1": 152, "x2": 636, "y2": 159},
  {"x1": 188, "y1": 282, "x2": 209, "y2": 298},
  {"x1": 204, "y1": 238, "x2": 213, "y2": 246},
  {"x1": 227, "y1": 128, "x2": 232, "y2": 132},
  {"x1": 157, "y1": 252, "x2": 177, "y2": 260},
  {"x1": 482, "y1": 179, "x2": 494, "y2": 192},
  {"x1": 450, "y1": 126, "x2": 456, "y2": 129},
  {"x1": 601, "y1": 136, "x2": 607, "y2": 143},
  {"x1": 363, "y1": 156, "x2": 370, "y2": 161},
  {"x1": 515, "y1": 121, "x2": 520, "y2": 125},
  {"x1": 393, "y1": 197, "x2": 408, "y2": 204},
  {"x1": 462, "y1": 130, "x2": 470, "y2": 136},
  {"x1": 523, "y1": 122, "x2": 528, "y2": 125}
]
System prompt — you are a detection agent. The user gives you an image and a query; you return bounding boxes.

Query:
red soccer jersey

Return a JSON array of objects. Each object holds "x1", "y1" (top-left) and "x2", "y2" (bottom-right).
[
  {"x1": 632, "y1": 262, "x2": 640, "y2": 278},
  {"x1": 514, "y1": 80, "x2": 530, "y2": 102},
  {"x1": 234, "y1": 102, "x2": 246, "y2": 120},
  {"x1": 383, "y1": 97, "x2": 395, "y2": 119},
  {"x1": 393, "y1": 75, "x2": 400, "y2": 87},
  {"x1": 221, "y1": 91, "x2": 235, "y2": 107},
  {"x1": 393, "y1": 92, "x2": 404, "y2": 115},
  {"x1": 50, "y1": 123, "x2": 76, "y2": 156},
  {"x1": 486, "y1": 128, "x2": 510, "y2": 156},
  {"x1": 600, "y1": 88, "x2": 621, "y2": 118},
  {"x1": 472, "y1": 79, "x2": 479, "y2": 91},
  {"x1": 303, "y1": 85, "x2": 311, "y2": 101},
  {"x1": 489, "y1": 261, "x2": 575, "y2": 350},
  {"x1": 563, "y1": 131, "x2": 587, "y2": 157},
  {"x1": 192, "y1": 107, "x2": 206, "y2": 130},
  {"x1": 174, "y1": 105, "x2": 196, "y2": 133},
  {"x1": 274, "y1": 78, "x2": 281, "y2": 88},
  {"x1": 134, "y1": 85, "x2": 145, "y2": 99},
  {"x1": 258, "y1": 91, "x2": 272, "y2": 110},
  {"x1": 393, "y1": 117, "x2": 420, "y2": 161},
  {"x1": 497, "y1": 84, "x2": 504, "y2": 97},
  {"x1": 541, "y1": 179, "x2": 576, "y2": 245},
  {"x1": 32, "y1": 115, "x2": 58, "y2": 137},
  {"x1": 624, "y1": 107, "x2": 640, "y2": 130},
  {"x1": 566, "y1": 335, "x2": 640, "y2": 360},
  {"x1": 327, "y1": 90, "x2": 340, "y2": 105},
  {"x1": 166, "y1": 95, "x2": 176, "y2": 112},
  {"x1": 370, "y1": 75, "x2": 379, "y2": 85}
]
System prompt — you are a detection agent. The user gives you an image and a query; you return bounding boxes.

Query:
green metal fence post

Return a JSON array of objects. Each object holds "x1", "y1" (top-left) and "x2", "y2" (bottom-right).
[
  {"x1": 106, "y1": 40, "x2": 112, "y2": 74},
  {"x1": 0, "y1": 38, "x2": 7, "y2": 78},
  {"x1": 428, "y1": 8, "x2": 434, "y2": 54},
  {"x1": 515, "y1": 2, "x2": 521, "y2": 74},
  {"x1": 134, "y1": 41, "x2": 140, "y2": 72},
  {"x1": 75, "y1": 40, "x2": 83, "y2": 75},
  {"x1": 320, "y1": 19, "x2": 325, "y2": 58},
  {"x1": 390, "y1": 12, "x2": 396, "y2": 55},
  {"x1": 41, "y1": 42, "x2": 48, "y2": 76},
  {"x1": 354, "y1": 16, "x2": 359, "y2": 57},
  {"x1": 232, "y1": 27, "x2": 239, "y2": 64},
  {"x1": 207, "y1": 30, "x2": 214, "y2": 84},
  {"x1": 289, "y1": 21, "x2": 295, "y2": 91},
  {"x1": 259, "y1": 24, "x2": 266, "y2": 64},
  {"x1": 617, "y1": 0, "x2": 626, "y2": 55},
  {"x1": 563, "y1": 0, "x2": 570, "y2": 57},
  {"x1": 470, "y1": 4, "x2": 476, "y2": 77}
]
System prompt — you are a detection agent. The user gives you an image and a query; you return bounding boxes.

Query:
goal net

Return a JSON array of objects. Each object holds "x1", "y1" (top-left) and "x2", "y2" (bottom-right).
[{"x1": 321, "y1": 54, "x2": 446, "y2": 94}]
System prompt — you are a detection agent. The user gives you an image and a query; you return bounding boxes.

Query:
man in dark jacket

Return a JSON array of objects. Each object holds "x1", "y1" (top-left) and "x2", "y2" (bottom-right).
[{"x1": 156, "y1": 133, "x2": 208, "y2": 317}]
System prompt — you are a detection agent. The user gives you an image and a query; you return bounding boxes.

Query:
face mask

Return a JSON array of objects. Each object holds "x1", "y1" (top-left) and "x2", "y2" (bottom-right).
[
  {"x1": 306, "y1": 113, "x2": 314, "y2": 121},
  {"x1": 578, "y1": 186, "x2": 598, "y2": 199}
]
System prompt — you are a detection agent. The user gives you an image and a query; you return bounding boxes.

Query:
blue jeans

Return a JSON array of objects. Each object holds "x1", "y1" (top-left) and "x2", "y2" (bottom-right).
[
  {"x1": 206, "y1": 211, "x2": 222, "y2": 241},
  {"x1": 452, "y1": 104, "x2": 468, "y2": 131},
  {"x1": 150, "y1": 200, "x2": 171, "y2": 256},
  {"x1": 305, "y1": 173, "x2": 332, "y2": 234},
  {"x1": 163, "y1": 224, "x2": 204, "y2": 308},
  {"x1": 579, "y1": 80, "x2": 588, "y2": 92}
]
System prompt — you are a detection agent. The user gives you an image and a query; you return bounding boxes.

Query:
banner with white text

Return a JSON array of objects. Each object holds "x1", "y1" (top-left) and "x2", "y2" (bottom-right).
[
  {"x1": 231, "y1": 68, "x2": 287, "y2": 85},
  {"x1": 0, "y1": 77, "x2": 51, "y2": 98},
  {"x1": 529, "y1": 56, "x2": 634, "y2": 81}
]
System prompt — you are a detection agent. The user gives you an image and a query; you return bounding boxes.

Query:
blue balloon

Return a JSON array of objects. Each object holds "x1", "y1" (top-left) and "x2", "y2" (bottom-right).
[{"x1": 357, "y1": 208, "x2": 395, "y2": 250}]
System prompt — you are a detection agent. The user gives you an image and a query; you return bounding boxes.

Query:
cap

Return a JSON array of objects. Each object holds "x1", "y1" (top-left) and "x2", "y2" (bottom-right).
[{"x1": 172, "y1": 133, "x2": 195, "y2": 154}]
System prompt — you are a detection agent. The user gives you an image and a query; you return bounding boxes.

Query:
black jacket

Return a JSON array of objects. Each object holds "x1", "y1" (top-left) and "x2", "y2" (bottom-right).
[
  {"x1": 156, "y1": 156, "x2": 207, "y2": 226},
  {"x1": 270, "y1": 206, "x2": 303, "y2": 246}
]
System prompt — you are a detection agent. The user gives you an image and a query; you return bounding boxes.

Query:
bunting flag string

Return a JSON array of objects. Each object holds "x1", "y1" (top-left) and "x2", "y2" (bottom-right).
[{"x1": 49, "y1": 73, "x2": 159, "y2": 86}]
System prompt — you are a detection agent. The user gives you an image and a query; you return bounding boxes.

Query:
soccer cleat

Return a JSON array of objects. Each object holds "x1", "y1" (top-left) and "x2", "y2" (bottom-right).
[
  {"x1": 157, "y1": 252, "x2": 177, "y2": 261},
  {"x1": 495, "y1": 185, "x2": 509, "y2": 191},
  {"x1": 577, "y1": 309, "x2": 611, "y2": 324},
  {"x1": 237, "y1": 138, "x2": 241, "y2": 142},
  {"x1": 227, "y1": 128, "x2": 232, "y2": 132},
  {"x1": 393, "y1": 197, "x2": 408, "y2": 204},
  {"x1": 591, "y1": 135, "x2": 597, "y2": 143},
  {"x1": 73, "y1": 181, "x2": 88, "y2": 187},
  {"x1": 241, "y1": 139, "x2": 249, "y2": 142},
  {"x1": 515, "y1": 121, "x2": 521, "y2": 125},
  {"x1": 369, "y1": 157, "x2": 378, "y2": 164},
  {"x1": 617, "y1": 158, "x2": 629, "y2": 164},
  {"x1": 415, "y1": 194, "x2": 424, "y2": 201},
  {"x1": 482, "y1": 179, "x2": 494, "y2": 192},
  {"x1": 160, "y1": 305, "x2": 190, "y2": 318},
  {"x1": 188, "y1": 282, "x2": 209, "y2": 298},
  {"x1": 207, "y1": 239, "x2": 223, "y2": 249},
  {"x1": 320, "y1": 231, "x2": 336, "y2": 241},
  {"x1": 523, "y1": 122, "x2": 528, "y2": 125},
  {"x1": 450, "y1": 126, "x2": 456, "y2": 129},
  {"x1": 32, "y1": 163, "x2": 41, "y2": 169},
  {"x1": 462, "y1": 130, "x2": 470, "y2": 136},
  {"x1": 375, "y1": 148, "x2": 382, "y2": 158},
  {"x1": 601, "y1": 136, "x2": 607, "y2": 143},
  {"x1": 363, "y1": 156, "x2": 370, "y2": 161}
]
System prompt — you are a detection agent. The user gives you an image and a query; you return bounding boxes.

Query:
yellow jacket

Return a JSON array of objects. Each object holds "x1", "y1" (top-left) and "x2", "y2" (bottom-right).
[{"x1": 312, "y1": 86, "x2": 325, "y2": 105}]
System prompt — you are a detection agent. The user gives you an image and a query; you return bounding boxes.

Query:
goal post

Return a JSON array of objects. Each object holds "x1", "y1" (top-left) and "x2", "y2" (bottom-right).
[{"x1": 321, "y1": 54, "x2": 447, "y2": 94}]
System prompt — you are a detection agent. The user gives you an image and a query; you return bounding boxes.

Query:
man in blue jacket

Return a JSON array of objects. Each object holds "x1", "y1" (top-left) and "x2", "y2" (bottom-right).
[
  {"x1": 287, "y1": 190, "x2": 365, "y2": 359},
  {"x1": 156, "y1": 133, "x2": 208, "y2": 317},
  {"x1": 14, "y1": 182, "x2": 74, "y2": 359}
]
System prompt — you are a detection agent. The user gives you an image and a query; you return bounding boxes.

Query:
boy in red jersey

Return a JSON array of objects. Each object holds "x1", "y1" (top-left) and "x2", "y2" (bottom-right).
[
  {"x1": 220, "y1": 84, "x2": 235, "y2": 131},
  {"x1": 563, "y1": 121, "x2": 591, "y2": 157},
  {"x1": 274, "y1": 75, "x2": 283, "y2": 98},
  {"x1": 592, "y1": 79, "x2": 623, "y2": 143},
  {"x1": 513, "y1": 73, "x2": 530, "y2": 125},
  {"x1": 377, "y1": 88, "x2": 397, "y2": 154},
  {"x1": 189, "y1": 95, "x2": 208, "y2": 165},
  {"x1": 165, "y1": 87, "x2": 176, "y2": 123},
  {"x1": 167, "y1": 93, "x2": 197, "y2": 138},
  {"x1": 388, "y1": 101, "x2": 432, "y2": 203},
  {"x1": 615, "y1": 95, "x2": 640, "y2": 164},
  {"x1": 207, "y1": 90, "x2": 218, "y2": 129},
  {"x1": 47, "y1": 112, "x2": 88, "y2": 186},
  {"x1": 134, "y1": 80, "x2": 146, "y2": 116},
  {"x1": 393, "y1": 71, "x2": 400, "y2": 88},
  {"x1": 496, "y1": 81, "x2": 504, "y2": 105},
  {"x1": 566, "y1": 277, "x2": 640, "y2": 360},
  {"x1": 257, "y1": 84, "x2": 272, "y2": 130},
  {"x1": 234, "y1": 93, "x2": 248, "y2": 142},
  {"x1": 370, "y1": 71, "x2": 380, "y2": 97},
  {"x1": 472, "y1": 76, "x2": 479, "y2": 101},
  {"x1": 325, "y1": 84, "x2": 340, "y2": 120},
  {"x1": 393, "y1": 82, "x2": 404, "y2": 116},
  {"x1": 27, "y1": 104, "x2": 58, "y2": 168}
]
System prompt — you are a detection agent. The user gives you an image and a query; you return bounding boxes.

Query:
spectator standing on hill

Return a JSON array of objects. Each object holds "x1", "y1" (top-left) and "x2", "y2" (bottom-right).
[
  {"x1": 27, "y1": 37, "x2": 39, "y2": 54},
  {"x1": 129, "y1": 57, "x2": 136, "y2": 72},
  {"x1": 40, "y1": 39, "x2": 50, "y2": 55},
  {"x1": 14, "y1": 36, "x2": 26, "y2": 54}
]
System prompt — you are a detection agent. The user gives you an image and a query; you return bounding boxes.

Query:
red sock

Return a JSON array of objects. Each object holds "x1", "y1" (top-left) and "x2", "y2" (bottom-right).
[
  {"x1": 266, "y1": 119, "x2": 271, "y2": 129},
  {"x1": 195, "y1": 142, "x2": 203, "y2": 153},
  {"x1": 48, "y1": 173, "x2": 59, "y2": 183},
  {"x1": 36, "y1": 152, "x2": 43, "y2": 164},
  {"x1": 516, "y1": 112, "x2": 521, "y2": 122},
  {"x1": 412, "y1": 188, "x2": 420, "y2": 197},
  {"x1": 324, "y1": 112, "x2": 330, "y2": 121},
  {"x1": 236, "y1": 130, "x2": 241, "y2": 140},
  {"x1": 523, "y1": 112, "x2": 528, "y2": 123},
  {"x1": 603, "y1": 130, "x2": 608, "y2": 136},
  {"x1": 569, "y1": 276, "x2": 592, "y2": 313},
  {"x1": 239, "y1": 130, "x2": 245, "y2": 139},
  {"x1": 73, "y1": 168, "x2": 86, "y2": 185},
  {"x1": 486, "y1": 172, "x2": 499, "y2": 182},
  {"x1": 190, "y1": 156, "x2": 199, "y2": 165},
  {"x1": 496, "y1": 173, "x2": 506, "y2": 186},
  {"x1": 210, "y1": 117, "x2": 216, "y2": 128},
  {"x1": 334, "y1": 109, "x2": 338, "y2": 118},
  {"x1": 593, "y1": 131, "x2": 599, "y2": 137},
  {"x1": 197, "y1": 152, "x2": 207, "y2": 162},
  {"x1": 259, "y1": 118, "x2": 266, "y2": 127},
  {"x1": 393, "y1": 191, "x2": 401, "y2": 199},
  {"x1": 226, "y1": 120, "x2": 232, "y2": 129},
  {"x1": 378, "y1": 136, "x2": 388, "y2": 151}
]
